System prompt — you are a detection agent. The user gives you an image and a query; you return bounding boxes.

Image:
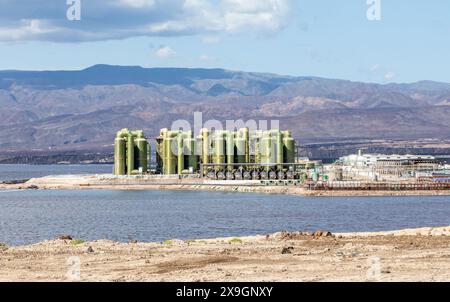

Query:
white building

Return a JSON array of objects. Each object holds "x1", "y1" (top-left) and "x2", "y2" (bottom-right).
[{"x1": 337, "y1": 150, "x2": 439, "y2": 181}]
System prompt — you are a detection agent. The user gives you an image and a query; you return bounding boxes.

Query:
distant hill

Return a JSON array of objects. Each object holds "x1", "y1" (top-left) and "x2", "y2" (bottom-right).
[{"x1": 0, "y1": 64, "x2": 449, "y2": 152}]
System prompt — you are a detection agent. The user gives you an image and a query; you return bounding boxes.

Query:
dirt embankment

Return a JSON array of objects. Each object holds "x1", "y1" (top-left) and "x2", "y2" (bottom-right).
[
  {"x1": 1, "y1": 175, "x2": 450, "y2": 197},
  {"x1": 1, "y1": 227, "x2": 450, "y2": 282}
]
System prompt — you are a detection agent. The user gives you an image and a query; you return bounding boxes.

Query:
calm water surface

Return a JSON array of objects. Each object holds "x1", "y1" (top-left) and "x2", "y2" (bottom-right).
[
  {"x1": 0, "y1": 164, "x2": 113, "y2": 181},
  {"x1": 1, "y1": 189, "x2": 449, "y2": 246},
  {"x1": 1, "y1": 164, "x2": 449, "y2": 246}
]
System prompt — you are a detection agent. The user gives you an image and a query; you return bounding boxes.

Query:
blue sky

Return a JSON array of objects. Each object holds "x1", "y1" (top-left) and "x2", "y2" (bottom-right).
[{"x1": 0, "y1": 0, "x2": 449, "y2": 83}]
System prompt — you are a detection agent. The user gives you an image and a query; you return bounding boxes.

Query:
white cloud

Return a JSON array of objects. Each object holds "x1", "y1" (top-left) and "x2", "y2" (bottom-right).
[
  {"x1": 198, "y1": 54, "x2": 215, "y2": 61},
  {"x1": 0, "y1": 19, "x2": 57, "y2": 41},
  {"x1": 201, "y1": 36, "x2": 220, "y2": 44},
  {"x1": 0, "y1": 0, "x2": 295, "y2": 42},
  {"x1": 384, "y1": 71, "x2": 396, "y2": 81},
  {"x1": 155, "y1": 46, "x2": 176, "y2": 59},
  {"x1": 369, "y1": 64, "x2": 396, "y2": 82},
  {"x1": 370, "y1": 64, "x2": 381, "y2": 72},
  {"x1": 118, "y1": 0, "x2": 156, "y2": 8},
  {"x1": 221, "y1": 0, "x2": 293, "y2": 33}
]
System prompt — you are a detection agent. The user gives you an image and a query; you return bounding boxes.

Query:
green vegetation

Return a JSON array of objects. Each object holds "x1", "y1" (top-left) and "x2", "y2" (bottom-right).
[
  {"x1": 185, "y1": 239, "x2": 208, "y2": 245},
  {"x1": 229, "y1": 238, "x2": 243, "y2": 244},
  {"x1": 161, "y1": 240, "x2": 174, "y2": 245},
  {"x1": 70, "y1": 239, "x2": 85, "y2": 245}
]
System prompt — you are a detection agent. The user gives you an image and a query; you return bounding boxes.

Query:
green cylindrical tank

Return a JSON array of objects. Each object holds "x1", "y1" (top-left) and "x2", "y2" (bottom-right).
[
  {"x1": 126, "y1": 133, "x2": 135, "y2": 175},
  {"x1": 235, "y1": 138, "x2": 246, "y2": 164},
  {"x1": 132, "y1": 130, "x2": 148, "y2": 173},
  {"x1": 114, "y1": 137, "x2": 126, "y2": 175},
  {"x1": 195, "y1": 135, "x2": 202, "y2": 152},
  {"x1": 265, "y1": 132, "x2": 277, "y2": 165},
  {"x1": 260, "y1": 135, "x2": 272, "y2": 171},
  {"x1": 213, "y1": 133, "x2": 225, "y2": 171},
  {"x1": 283, "y1": 137, "x2": 295, "y2": 164},
  {"x1": 276, "y1": 132, "x2": 283, "y2": 167},
  {"x1": 184, "y1": 138, "x2": 198, "y2": 172},
  {"x1": 241, "y1": 128, "x2": 250, "y2": 163},
  {"x1": 156, "y1": 137, "x2": 163, "y2": 173},
  {"x1": 225, "y1": 131, "x2": 235, "y2": 171},
  {"x1": 164, "y1": 138, "x2": 177, "y2": 175},
  {"x1": 148, "y1": 143, "x2": 151, "y2": 172},
  {"x1": 135, "y1": 137, "x2": 148, "y2": 173},
  {"x1": 114, "y1": 129, "x2": 130, "y2": 176},
  {"x1": 195, "y1": 136, "x2": 203, "y2": 159},
  {"x1": 254, "y1": 138, "x2": 261, "y2": 164},
  {"x1": 254, "y1": 131, "x2": 264, "y2": 164},
  {"x1": 157, "y1": 129, "x2": 168, "y2": 174},
  {"x1": 177, "y1": 134, "x2": 185, "y2": 175},
  {"x1": 201, "y1": 128, "x2": 210, "y2": 166}
]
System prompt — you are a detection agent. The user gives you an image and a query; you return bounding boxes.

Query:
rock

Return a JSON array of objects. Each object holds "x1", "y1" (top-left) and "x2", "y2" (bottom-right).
[
  {"x1": 274, "y1": 231, "x2": 309, "y2": 240},
  {"x1": 313, "y1": 230, "x2": 333, "y2": 238},
  {"x1": 2, "y1": 179, "x2": 29, "y2": 185},
  {"x1": 314, "y1": 230, "x2": 323, "y2": 237},
  {"x1": 281, "y1": 246, "x2": 294, "y2": 254},
  {"x1": 130, "y1": 240, "x2": 138, "y2": 244},
  {"x1": 58, "y1": 235, "x2": 73, "y2": 241},
  {"x1": 86, "y1": 246, "x2": 94, "y2": 253},
  {"x1": 27, "y1": 185, "x2": 39, "y2": 190}
]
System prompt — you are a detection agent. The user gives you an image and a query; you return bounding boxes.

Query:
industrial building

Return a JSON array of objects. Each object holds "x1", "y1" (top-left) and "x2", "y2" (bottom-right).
[
  {"x1": 114, "y1": 128, "x2": 303, "y2": 180},
  {"x1": 114, "y1": 129, "x2": 150, "y2": 176},
  {"x1": 112, "y1": 130, "x2": 449, "y2": 191},
  {"x1": 335, "y1": 150, "x2": 444, "y2": 181},
  {"x1": 155, "y1": 128, "x2": 298, "y2": 180}
]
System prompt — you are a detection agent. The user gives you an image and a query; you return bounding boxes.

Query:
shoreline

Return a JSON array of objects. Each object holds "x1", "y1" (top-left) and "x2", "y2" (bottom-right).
[
  {"x1": 1, "y1": 226, "x2": 450, "y2": 282},
  {"x1": 1, "y1": 174, "x2": 450, "y2": 197}
]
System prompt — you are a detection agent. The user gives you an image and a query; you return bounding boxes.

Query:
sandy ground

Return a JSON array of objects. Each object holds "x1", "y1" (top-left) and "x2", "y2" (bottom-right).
[{"x1": 1, "y1": 227, "x2": 450, "y2": 282}]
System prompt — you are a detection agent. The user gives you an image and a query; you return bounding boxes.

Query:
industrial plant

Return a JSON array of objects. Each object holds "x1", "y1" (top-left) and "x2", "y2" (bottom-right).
[
  {"x1": 333, "y1": 150, "x2": 444, "y2": 182},
  {"x1": 114, "y1": 129, "x2": 149, "y2": 176},
  {"x1": 114, "y1": 128, "x2": 300, "y2": 180},
  {"x1": 112, "y1": 128, "x2": 450, "y2": 192}
]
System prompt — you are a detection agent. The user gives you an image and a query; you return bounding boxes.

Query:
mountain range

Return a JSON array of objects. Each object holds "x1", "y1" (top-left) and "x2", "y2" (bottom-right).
[{"x1": 0, "y1": 64, "x2": 449, "y2": 152}]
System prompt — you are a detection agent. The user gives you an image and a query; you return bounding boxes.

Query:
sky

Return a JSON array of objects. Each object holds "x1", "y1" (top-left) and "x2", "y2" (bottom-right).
[{"x1": 0, "y1": 0, "x2": 449, "y2": 83}]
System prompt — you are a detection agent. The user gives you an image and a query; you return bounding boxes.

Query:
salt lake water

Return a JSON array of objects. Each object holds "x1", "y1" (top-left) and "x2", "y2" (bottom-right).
[
  {"x1": 0, "y1": 164, "x2": 113, "y2": 181},
  {"x1": 0, "y1": 165, "x2": 449, "y2": 246}
]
